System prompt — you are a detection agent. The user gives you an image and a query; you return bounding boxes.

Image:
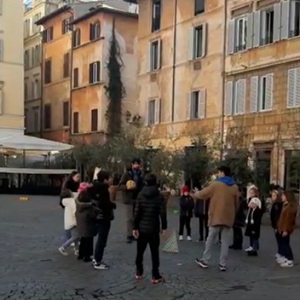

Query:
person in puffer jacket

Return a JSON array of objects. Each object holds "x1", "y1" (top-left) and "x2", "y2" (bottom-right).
[{"x1": 89, "y1": 170, "x2": 116, "y2": 270}]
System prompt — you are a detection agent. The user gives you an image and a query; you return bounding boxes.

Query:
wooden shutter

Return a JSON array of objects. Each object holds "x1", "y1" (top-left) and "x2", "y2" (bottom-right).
[
  {"x1": 44, "y1": 60, "x2": 51, "y2": 84},
  {"x1": 260, "y1": 11, "x2": 267, "y2": 45},
  {"x1": 49, "y1": 26, "x2": 53, "y2": 40},
  {"x1": 201, "y1": 23, "x2": 207, "y2": 58},
  {"x1": 250, "y1": 76, "x2": 259, "y2": 112},
  {"x1": 227, "y1": 20, "x2": 235, "y2": 54},
  {"x1": 73, "y1": 68, "x2": 79, "y2": 88},
  {"x1": 265, "y1": 73, "x2": 273, "y2": 110},
  {"x1": 236, "y1": 79, "x2": 246, "y2": 114},
  {"x1": 281, "y1": 0, "x2": 290, "y2": 39},
  {"x1": 287, "y1": 68, "x2": 296, "y2": 108},
  {"x1": 63, "y1": 53, "x2": 70, "y2": 78},
  {"x1": 188, "y1": 27, "x2": 194, "y2": 60},
  {"x1": 246, "y1": 13, "x2": 254, "y2": 49},
  {"x1": 73, "y1": 112, "x2": 79, "y2": 133},
  {"x1": 42, "y1": 30, "x2": 47, "y2": 42},
  {"x1": 63, "y1": 101, "x2": 69, "y2": 126},
  {"x1": 199, "y1": 89, "x2": 206, "y2": 118},
  {"x1": 253, "y1": 11, "x2": 261, "y2": 47},
  {"x1": 96, "y1": 61, "x2": 101, "y2": 81},
  {"x1": 145, "y1": 102, "x2": 149, "y2": 125},
  {"x1": 290, "y1": 0, "x2": 296, "y2": 36},
  {"x1": 154, "y1": 98, "x2": 161, "y2": 124},
  {"x1": 224, "y1": 81, "x2": 233, "y2": 116},
  {"x1": 295, "y1": 68, "x2": 300, "y2": 107},
  {"x1": 158, "y1": 39, "x2": 162, "y2": 69},
  {"x1": 187, "y1": 92, "x2": 192, "y2": 120},
  {"x1": 146, "y1": 42, "x2": 151, "y2": 72},
  {"x1": 89, "y1": 63, "x2": 93, "y2": 83},
  {"x1": 91, "y1": 109, "x2": 98, "y2": 131},
  {"x1": 44, "y1": 104, "x2": 51, "y2": 129},
  {"x1": 273, "y1": 3, "x2": 282, "y2": 42},
  {"x1": 89, "y1": 24, "x2": 94, "y2": 40}
]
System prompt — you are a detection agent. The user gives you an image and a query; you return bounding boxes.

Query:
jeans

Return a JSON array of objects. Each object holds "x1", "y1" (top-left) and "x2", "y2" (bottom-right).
[
  {"x1": 61, "y1": 227, "x2": 80, "y2": 250},
  {"x1": 275, "y1": 231, "x2": 282, "y2": 255},
  {"x1": 179, "y1": 216, "x2": 191, "y2": 236},
  {"x1": 249, "y1": 237, "x2": 259, "y2": 251},
  {"x1": 79, "y1": 237, "x2": 94, "y2": 259},
  {"x1": 94, "y1": 220, "x2": 111, "y2": 264},
  {"x1": 198, "y1": 215, "x2": 208, "y2": 240},
  {"x1": 202, "y1": 226, "x2": 231, "y2": 266},
  {"x1": 126, "y1": 204, "x2": 134, "y2": 237},
  {"x1": 136, "y1": 232, "x2": 160, "y2": 277},
  {"x1": 278, "y1": 234, "x2": 294, "y2": 261},
  {"x1": 63, "y1": 229, "x2": 72, "y2": 243}
]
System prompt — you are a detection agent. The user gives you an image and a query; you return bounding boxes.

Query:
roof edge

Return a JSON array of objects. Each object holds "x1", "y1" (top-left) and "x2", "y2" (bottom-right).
[{"x1": 36, "y1": 5, "x2": 71, "y2": 25}]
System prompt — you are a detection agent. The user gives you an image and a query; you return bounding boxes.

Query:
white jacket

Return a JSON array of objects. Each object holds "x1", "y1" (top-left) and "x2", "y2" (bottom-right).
[{"x1": 62, "y1": 197, "x2": 77, "y2": 230}]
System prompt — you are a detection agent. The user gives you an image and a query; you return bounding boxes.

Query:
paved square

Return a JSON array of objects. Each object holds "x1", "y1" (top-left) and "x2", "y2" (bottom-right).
[{"x1": 0, "y1": 195, "x2": 300, "y2": 300}]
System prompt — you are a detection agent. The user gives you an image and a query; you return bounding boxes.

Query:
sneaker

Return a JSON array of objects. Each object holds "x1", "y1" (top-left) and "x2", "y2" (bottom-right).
[
  {"x1": 277, "y1": 256, "x2": 286, "y2": 264},
  {"x1": 151, "y1": 275, "x2": 164, "y2": 284},
  {"x1": 280, "y1": 260, "x2": 294, "y2": 268},
  {"x1": 179, "y1": 235, "x2": 183, "y2": 241},
  {"x1": 247, "y1": 250, "x2": 258, "y2": 256},
  {"x1": 74, "y1": 249, "x2": 79, "y2": 256},
  {"x1": 275, "y1": 253, "x2": 282, "y2": 259},
  {"x1": 195, "y1": 258, "x2": 208, "y2": 269},
  {"x1": 83, "y1": 256, "x2": 92, "y2": 262},
  {"x1": 244, "y1": 246, "x2": 253, "y2": 252},
  {"x1": 219, "y1": 264, "x2": 227, "y2": 272},
  {"x1": 58, "y1": 247, "x2": 68, "y2": 256},
  {"x1": 187, "y1": 236, "x2": 192, "y2": 241},
  {"x1": 135, "y1": 272, "x2": 143, "y2": 280},
  {"x1": 94, "y1": 262, "x2": 110, "y2": 270}
]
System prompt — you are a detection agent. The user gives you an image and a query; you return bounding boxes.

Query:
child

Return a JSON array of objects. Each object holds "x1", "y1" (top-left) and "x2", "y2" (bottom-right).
[
  {"x1": 133, "y1": 173, "x2": 167, "y2": 284},
  {"x1": 245, "y1": 197, "x2": 262, "y2": 256},
  {"x1": 270, "y1": 189, "x2": 283, "y2": 263},
  {"x1": 58, "y1": 189, "x2": 80, "y2": 256},
  {"x1": 277, "y1": 190, "x2": 297, "y2": 267},
  {"x1": 179, "y1": 186, "x2": 194, "y2": 241},
  {"x1": 75, "y1": 182, "x2": 99, "y2": 262}
]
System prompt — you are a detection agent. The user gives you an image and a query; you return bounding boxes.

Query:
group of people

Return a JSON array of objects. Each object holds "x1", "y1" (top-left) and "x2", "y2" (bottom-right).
[{"x1": 178, "y1": 166, "x2": 298, "y2": 270}]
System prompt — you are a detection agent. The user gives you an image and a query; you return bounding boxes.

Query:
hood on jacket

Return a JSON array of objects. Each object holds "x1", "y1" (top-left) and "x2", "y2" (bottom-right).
[
  {"x1": 140, "y1": 186, "x2": 160, "y2": 198},
  {"x1": 216, "y1": 176, "x2": 235, "y2": 186}
]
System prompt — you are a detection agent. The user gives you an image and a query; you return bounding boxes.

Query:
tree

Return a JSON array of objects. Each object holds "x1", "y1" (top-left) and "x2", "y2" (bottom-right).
[{"x1": 105, "y1": 18, "x2": 125, "y2": 136}]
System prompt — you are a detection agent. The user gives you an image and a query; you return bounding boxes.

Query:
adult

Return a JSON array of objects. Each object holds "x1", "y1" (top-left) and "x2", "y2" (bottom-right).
[
  {"x1": 192, "y1": 166, "x2": 239, "y2": 271},
  {"x1": 119, "y1": 158, "x2": 144, "y2": 243}
]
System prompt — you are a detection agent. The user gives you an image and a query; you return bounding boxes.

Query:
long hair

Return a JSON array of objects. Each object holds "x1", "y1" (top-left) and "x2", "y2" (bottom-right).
[{"x1": 283, "y1": 190, "x2": 298, "y2": 209}]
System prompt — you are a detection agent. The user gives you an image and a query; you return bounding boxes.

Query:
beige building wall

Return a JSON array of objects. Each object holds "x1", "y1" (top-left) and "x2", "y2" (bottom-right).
[{"x1": 0, "y1": 0, "x2": 24, "y2": 136}]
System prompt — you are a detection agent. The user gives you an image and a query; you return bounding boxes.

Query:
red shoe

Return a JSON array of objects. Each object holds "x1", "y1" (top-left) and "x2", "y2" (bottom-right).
[{"x1": 151, "y1": 275, "x2": 164, "y2": 284}]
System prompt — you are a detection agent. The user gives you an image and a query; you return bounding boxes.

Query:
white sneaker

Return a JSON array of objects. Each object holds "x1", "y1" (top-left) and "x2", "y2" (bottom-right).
[
  {"x1": 179, "y1": 235, "x2": 183, "y2": 241},
  {"x1": 275, "y1": 253, "x2": 281, "y2": 259},
  {"x1": 244, "y1": 246, "x2": 253, "y2": 252},
  {"x1": 74, "y1": 249, "x2": 79, "y2": 256},
  {"x1": 280, "y1": 260, "x2": 294, "y2": 268},
  {"x1": 58, "y1": 247, "x2": 68, "y2": 256},
  {"x1": 187, "y1": 236, "x2": 192, "y2": 241},
  {"x1": 277, "y1": 257, "x2": 286, "y2": 264}
]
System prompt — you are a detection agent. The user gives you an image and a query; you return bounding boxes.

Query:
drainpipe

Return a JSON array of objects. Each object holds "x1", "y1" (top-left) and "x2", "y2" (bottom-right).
[
  {"x1": 171, "y1": 0, "x2": 178, "y2": 122},
  {"x1": 220, "y1": 0, "x2": 228, "y2": 160}
]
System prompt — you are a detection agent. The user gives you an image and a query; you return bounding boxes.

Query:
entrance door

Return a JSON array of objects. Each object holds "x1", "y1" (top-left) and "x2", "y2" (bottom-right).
[{"x1": 255, "y1": 149, "x2": 272, "y2": 195}]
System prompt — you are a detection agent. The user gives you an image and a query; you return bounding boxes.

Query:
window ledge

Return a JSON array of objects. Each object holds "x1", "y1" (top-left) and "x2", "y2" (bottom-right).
[{"x1": 73, "y1": 36, "x2": 104, "y2": 50}]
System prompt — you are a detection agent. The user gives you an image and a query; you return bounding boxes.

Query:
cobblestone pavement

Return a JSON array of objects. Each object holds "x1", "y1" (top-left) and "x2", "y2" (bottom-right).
[{"x1": 1, "y1": 195, "x2": 300, "y2": 300}]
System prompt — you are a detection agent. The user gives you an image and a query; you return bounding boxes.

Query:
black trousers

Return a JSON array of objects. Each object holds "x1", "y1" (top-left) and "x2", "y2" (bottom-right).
[
  {"x1": 136, "y1": 232, "x2": 160, "y2": 277},
  {"x1": 198, "y1": 215, "x2": 208, "y2": 240},
  {"x1": 179, "y1": 216, "x2": 191, "y2": 236},
  {"x1": 278, "y1": 234, "x2": 294, "y2": 260},
  {"x1": 94, "y1": 220, "x2": 111, "y2": 264},
  {"x1": 232, "y1": 226, "x2": 243, "y2": 248},
  {"x1": 79, "y1": 236, "x2": 94, "y2": 259}
]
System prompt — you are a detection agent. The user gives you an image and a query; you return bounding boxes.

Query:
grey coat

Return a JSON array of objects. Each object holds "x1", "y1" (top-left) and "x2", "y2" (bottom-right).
[{"x1": 75, "y1": 199, "x2": 99, "y2": 237}]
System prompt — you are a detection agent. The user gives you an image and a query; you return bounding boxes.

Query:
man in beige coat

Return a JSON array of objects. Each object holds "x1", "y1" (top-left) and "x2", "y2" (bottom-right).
[{"x1": 191, "y1": 166, "x2": 239, "y2": 271}]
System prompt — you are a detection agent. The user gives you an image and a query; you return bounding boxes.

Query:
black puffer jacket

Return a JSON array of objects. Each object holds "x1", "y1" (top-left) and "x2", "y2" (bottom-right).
[
  {"x1": 270, "y1": 201, "x2": 283, "y2": 229},
  {"x1": 133, "y1": 186, "x2": 167, "y2": 234},
  {"x1": 89, "y1": 181, "x2": 116, "y2": 221}
]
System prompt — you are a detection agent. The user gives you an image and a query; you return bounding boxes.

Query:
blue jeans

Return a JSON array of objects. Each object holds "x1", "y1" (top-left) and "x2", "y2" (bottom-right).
[
  {"x1": 250, "y1": 237, "x2": 259, "y2": 251},
  {"x1": 63, "y1": 229, "x2": 72, "y2": 243}
]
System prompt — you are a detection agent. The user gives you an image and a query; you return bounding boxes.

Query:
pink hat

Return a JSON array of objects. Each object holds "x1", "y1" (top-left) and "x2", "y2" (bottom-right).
[{"x1": 78, "y1": 182, "x2": 92, "y2": 192}]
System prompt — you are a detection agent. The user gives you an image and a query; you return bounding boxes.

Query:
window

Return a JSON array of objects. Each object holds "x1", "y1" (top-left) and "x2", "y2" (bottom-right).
[
  {"x1": 24, "y1": 50, "x2": 30, "y2": 69},
  {"x1": 90, "y1": 21, "x2": 101, "y2": 40},
  {"x1": 89, "y1": 61, "x2": 101, "y2": 84},
  {"x1": 63, "y1": 53, "x2": 70, "y2": 78},
  {"x1": 291, "y1": 1, "x2": 300, "y2": 37},
  {"x1": 33, "y1": 106, "x2": 40, "y2": 132},
  {"x1": 152, "y1": 0, "x2": 161, "y2": 32},
  {"x1": 235, "y1": 17, "x2": 247, "y2": 52},
  {"x1": 72, "y1": 29, "x2": 81, "y2": 47},
  {"x1": 32, "y1": 13, "x2": 41, "y2": 34},
  {"x1": 34, "y1": 45, "x2": 40, "y2": 66},
  {"x1": 73, "y1": 112, "x2": 79, "y2": 134},
  {"x1": 24, "y1": 83, "x2": 28, "y2": 101},
  {"x1": 0, "y1": 0, "x2": 2, "y2": 16},
  {"x1": 146, "y1": 99, "x2": 160, "y2": 125},
  {"x1": 24, "y1": 19, "x2": 30, "y2": 37},
  {"x1": 33, "y1": 79, "x2": 40, "y2": 99},
  {"x1": 73, "y1": 68, "x2": 79, "y2": 88},
  {"x1": 0, "y1": 39, "x2": 3, "y2": 61},
  {"x1": 63, "y1": 101, "x2": 69, "y2": 126},
  {"x1": 42, "y1": 27, "x2": 53, "y2": 42},
  {"x1": 25, "y1": 109, "x2": 29, "y2": 131},
  {"x1": 44, "y1": 104, "x2": 51, "y2": 129},
  {"x1": 224, "y1": 80, "x2": 246, "y2": 116},
  {"x1": 195, "y1": 0, "x2": 205, "y2": 15},
  {"x1": 62, "y1": 17, "x2": 72, "y2": 34},
  {"x1": 150, "y1": 40, "x2": 161, "y2": 71},
  {"x1": 190, "y1": 24, "x2": 206, "y2": 60},
  {"x1": 287, "y1": 68, "x2": 300, "y2": 108},
  {"x1": 44, "y1": 59, "x2": 52, "y2": 84},
  {"x1": 91, "y1": 109, "x2": 98, "y2": 132},
  {"x1": 261, "y1": 8, "x2": 274, "y2": 45},
  {"x1": 188, "y1": 90, "x2": 206, "y2": 119}
]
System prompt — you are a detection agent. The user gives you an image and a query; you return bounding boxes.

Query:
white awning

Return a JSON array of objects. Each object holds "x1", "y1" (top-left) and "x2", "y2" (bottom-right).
[
  {"x1": 0, "y1": 134, "x2": 73, "y2": 152},
  {"x1": 0, "y1": 167, "x2": 75, "y2": 174}
]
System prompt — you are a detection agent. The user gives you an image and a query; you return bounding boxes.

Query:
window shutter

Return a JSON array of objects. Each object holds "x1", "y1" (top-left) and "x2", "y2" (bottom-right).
[
  {"x1": 154, "y1": 98, "x2": 161, "y2": 124},
  {"x1": 50, "y1": 27, "x2": 53, "y2": 40},
  {"x1": 227, "y1": 20, "x2": 235, "y2": 54},
  {"x1": 89, "y1": 64, "x2": 93, "y2": 83},
  {"x1": 224, "y1": 81, "x2": 233, "y2": 116},
  {"x1": 273, "y1": 3, "x2": 282, "y2": 42},
  {"x1": 250, "y1": 76, "x2": 259, "y2": 112},
  {"x1": 201, "y1": 23, "x2": 207, "y2": 58},
  {"x1": 295, "y1": 68, "x2": 300, "y2": 107},
  {"x1": 236, "y1": 79, "x2": 246, "y2": 114},
  {"x1": 246, "y1": 13, "x2": 254, "y2": 49},
  {"x1": 158, "y1": 39, "x2": 162, "y2": 69},
  {"x1": 287, "y1": 68, "x2": 296, "y2": 108},
  {"x1": 281, "y1": 0, "x2": 290, "y2": 39},
  {"x1": 290, "y1": 0, "x2": 296, "y2": 36},
  {"x1": 253, "y1": 11, "x2": 261, "y2": 47},
  {"x1": 260, "y1": 11, "x2": 267, "y2": 45},
  {"x1": 199, "y1": 89, "x2": 206, "y2": 118},
  {"x1": 187, "y1": 92, "x2": 192, "y2": 120},
  {"x1": 42, "y1": 30, "x2": 47, "y2": 42},
  {"x1": 0, "y1": 39, "x2": 3, "y2": 61},
  {"x1": 145, "y1": 102, "x2": 149, "y2": 125},
  {"x1": 146, "y1": 42, "x2": 151, "y2": 72},
  {"x1": 97, "y1": 61, "x2": 101, "y2": 81},
  {"x1": 188, "y1": 27, "x2": 194, "y2": 60},
  {"x1": 89, "y1": 24, "x2": 94, "y2": 40},
  {"x1": 265, "y1": 73, "x2": 273, "y2": 110}
]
